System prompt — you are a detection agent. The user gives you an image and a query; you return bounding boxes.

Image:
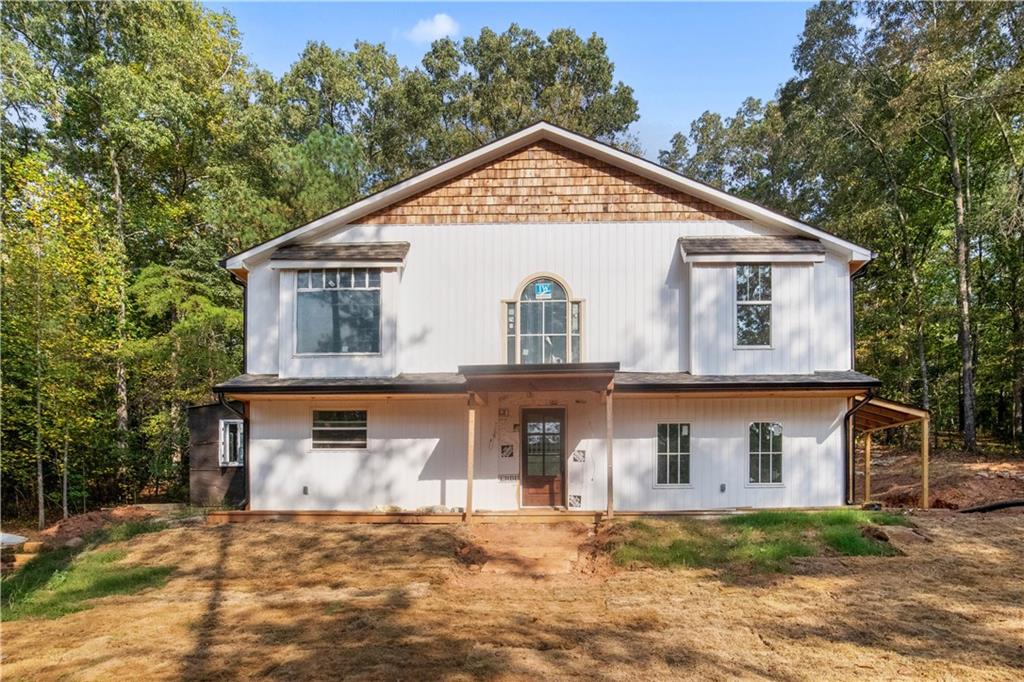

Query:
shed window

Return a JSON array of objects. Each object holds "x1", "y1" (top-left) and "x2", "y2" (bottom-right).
[
  {"x1": 296, "y1": 268, "x2": 380, "y2": 354},
  {"x1": 219, "y1": 419, "x2": 244, "y2": 467},
  {"x1": 748, "y1": 422, "x2": 782, "y2": 484},
  {"x1": 312, "y1": 410, "x2": 367, "y2": 449},
  {"x1": 736, "y1": 265, "x2": 771, "y2": 347},
  {"x1": 656, "y1": 423, "x2": 690, "y2": 486},
  {"x1": 505, "y1": 277, "x2": 581, "y2": 364}
]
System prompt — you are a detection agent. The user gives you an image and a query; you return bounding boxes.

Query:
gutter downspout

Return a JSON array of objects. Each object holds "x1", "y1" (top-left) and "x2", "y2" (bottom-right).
[{"x1": 843, "y1": 388, "x2": 877, "y2": 506}]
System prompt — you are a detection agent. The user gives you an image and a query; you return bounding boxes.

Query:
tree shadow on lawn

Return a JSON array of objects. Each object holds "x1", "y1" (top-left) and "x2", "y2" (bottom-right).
[
  {"x1": 748, "y1": 514, "x2": 1024, "y2": 671},
  {"x1": 1, "y1": 521, "x2": 172, "y2": 621},
  {"x1": 173, "y1": 523, "x2": 798, "y2": 681}
]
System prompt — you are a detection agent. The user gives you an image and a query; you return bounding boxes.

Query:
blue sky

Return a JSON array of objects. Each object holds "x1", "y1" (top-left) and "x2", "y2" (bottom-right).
[{"x1": 207, "y1": 2, "x2": 813, "y2": 158}]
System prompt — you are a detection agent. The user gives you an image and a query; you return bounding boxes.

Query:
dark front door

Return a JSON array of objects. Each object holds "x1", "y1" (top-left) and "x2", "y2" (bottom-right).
[{"x1": 521, "y1": 408, "x2": 566, "y2": 507}]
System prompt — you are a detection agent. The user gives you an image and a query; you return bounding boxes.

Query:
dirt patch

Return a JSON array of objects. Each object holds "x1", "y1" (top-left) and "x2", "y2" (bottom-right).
[
  {"x1": 36, "y1": 507, "x2": 157, "y2": 546},
  {"x1": 3, "y1": 514, "x2": 1023, "y2": 680},
  {"x1": 856, "y1": 445, "x2": 1024, "y2": 509}
]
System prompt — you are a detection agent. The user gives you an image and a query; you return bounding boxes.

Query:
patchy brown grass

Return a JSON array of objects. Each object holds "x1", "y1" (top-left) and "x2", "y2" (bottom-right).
[{"x1": 2, "y1": 512, "x2": 1023, "y2": 681}]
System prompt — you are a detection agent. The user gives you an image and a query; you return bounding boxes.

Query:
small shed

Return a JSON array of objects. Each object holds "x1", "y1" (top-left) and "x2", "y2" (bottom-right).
[{"x1": 188, "y1": 401, "x2": 247, "y2": 507}]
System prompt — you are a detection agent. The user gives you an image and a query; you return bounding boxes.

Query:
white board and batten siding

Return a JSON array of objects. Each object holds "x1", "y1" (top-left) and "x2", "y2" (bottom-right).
[
  {"x1": 247, "y1": 394, "x2": 847, "y2": 512},
  {"x1": 245, "y1": 219, "x2": 851, "y2": 377}
]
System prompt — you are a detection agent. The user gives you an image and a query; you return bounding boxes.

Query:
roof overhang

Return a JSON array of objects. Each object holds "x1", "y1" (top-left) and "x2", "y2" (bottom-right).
[
  {"x1": 853, "y1": 395, "x2": 929, "y2": 432},
  {"x1": 459, "y1": 362, "x2": 619, "y2": 393},
  {"x1": 679, "y1": 236, "x2": 827, "y2": 264},
  {"x1": 614, "y1": 370, "x2": 880, "y2": 396},
  {"x1": 222, "y1": 122, "x2": 874, "y2": 274},
  {"x1": 214, "y1": 373, "x2": 467, "y2": 398}
]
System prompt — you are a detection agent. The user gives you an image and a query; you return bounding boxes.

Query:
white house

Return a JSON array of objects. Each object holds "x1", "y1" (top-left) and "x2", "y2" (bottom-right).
[{"x1": 206, "y1": 122, "x2": 891, "y2": 517}]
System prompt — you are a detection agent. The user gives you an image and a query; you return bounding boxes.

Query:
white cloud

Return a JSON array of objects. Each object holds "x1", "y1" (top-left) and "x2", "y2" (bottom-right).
[{"x1": 404, "y1": 13, "x2": 459, "y2": 45}]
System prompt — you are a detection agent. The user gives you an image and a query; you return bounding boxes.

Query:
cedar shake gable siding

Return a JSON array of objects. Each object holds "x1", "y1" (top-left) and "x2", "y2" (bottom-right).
[{"x1": 353, "y1": 140, "x2": 744, "y2": 225}]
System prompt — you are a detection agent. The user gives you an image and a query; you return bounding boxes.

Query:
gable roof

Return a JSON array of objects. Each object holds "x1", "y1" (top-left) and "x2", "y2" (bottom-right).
[{"x1": 223, "y1": 121, "x2": 872, "y2": 272}]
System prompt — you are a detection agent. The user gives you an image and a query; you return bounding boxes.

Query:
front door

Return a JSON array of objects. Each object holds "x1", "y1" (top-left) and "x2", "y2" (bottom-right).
[{"x1": 521, "y1": 408, "x2": 565, "y2": 507}]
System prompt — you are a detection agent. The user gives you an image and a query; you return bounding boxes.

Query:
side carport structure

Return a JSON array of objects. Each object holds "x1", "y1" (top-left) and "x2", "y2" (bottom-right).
[{"x1": 851, "y1": 396, "x2": 931, "y2": 508}]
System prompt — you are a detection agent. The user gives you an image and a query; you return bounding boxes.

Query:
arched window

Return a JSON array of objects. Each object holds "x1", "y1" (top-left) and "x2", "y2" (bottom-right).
[{"x1": 505, "y1": 276, "x2": 582, "y2": 364}]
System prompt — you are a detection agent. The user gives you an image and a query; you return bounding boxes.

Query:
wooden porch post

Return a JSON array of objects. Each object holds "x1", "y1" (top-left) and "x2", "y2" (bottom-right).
[
  {"x1": 606, "y1": 387, "x2": 614, "y2": 521},
  {"x1": 863, "y1": 431, "x2": 872, "y2": 504},
  {"x1": 465, "y1": 396, "x2": 476, "y2": 522},
  {"x1": 921, "y1": 417, "x2": 930, "y2": 509}
]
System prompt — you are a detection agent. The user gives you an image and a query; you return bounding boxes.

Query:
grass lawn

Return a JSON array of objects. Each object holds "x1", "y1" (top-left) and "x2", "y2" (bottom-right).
[
  {"x1": 610, "y1": 509, "x2": 912, "y2": 572},
  {"x1": 1, "y1": 520, "x2": 173, "y2": 621}
]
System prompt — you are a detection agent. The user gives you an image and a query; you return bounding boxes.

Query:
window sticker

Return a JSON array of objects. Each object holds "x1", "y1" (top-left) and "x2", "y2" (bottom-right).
[{"x1": 534, "y1": 281, "x2": 553, "y2": 300}]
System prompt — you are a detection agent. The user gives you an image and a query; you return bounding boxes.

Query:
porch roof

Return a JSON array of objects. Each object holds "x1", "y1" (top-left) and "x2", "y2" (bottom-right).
[{"x1": 458, "y1": 362, "x2": 619, "y2": 393}]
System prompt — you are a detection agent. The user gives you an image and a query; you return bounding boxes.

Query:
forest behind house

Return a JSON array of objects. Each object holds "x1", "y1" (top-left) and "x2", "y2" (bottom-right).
[{"x1": 2, "y1": 1, "x2": 1022, "y2": 525}]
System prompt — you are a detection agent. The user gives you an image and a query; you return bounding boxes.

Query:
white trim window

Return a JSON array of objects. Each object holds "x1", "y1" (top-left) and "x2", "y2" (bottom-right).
[
  {"x1": 312, "y1": 410, "x2": 368, "y2": 449},
  {"x1": 748, "y1": 422, "x2": 782, "y2": 484},
  {"x1": 218, "y1": 419, "x2": 245, "y2": 467},
  {"x1": 506, "y1": 277, "x2": 581, "y2": 364},
  {"x1": 296, "y1": 268, "x2": 381, "y2": 354},
  {"x1": 655, "y1": 423, "x2": 691, "y2": 486},
  {"x1": 736, "y1": 264, "x2": 771, "y2": 347}
]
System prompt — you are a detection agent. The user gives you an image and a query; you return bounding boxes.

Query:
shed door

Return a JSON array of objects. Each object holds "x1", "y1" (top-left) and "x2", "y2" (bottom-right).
[{"x1": 521, "y1": 408, "x2": 565, "y2": 507}]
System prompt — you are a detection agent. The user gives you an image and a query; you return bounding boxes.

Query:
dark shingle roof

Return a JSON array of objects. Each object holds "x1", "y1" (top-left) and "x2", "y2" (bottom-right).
[
  {"x1": 214, "y1": 370, "x2": 879, "y2": 395},
  {"x1": 215, "y1": 373, "x2": 465, "y2": 394},
  {"x1": 613, "y1": 370, "x2": 879, "y2": 392},
  {"x1": 270, "y1": 242, "x2": 410, "y2": 262},
  {"x1": 678, "y1": 236, "x2": 826, "y2": 256}
]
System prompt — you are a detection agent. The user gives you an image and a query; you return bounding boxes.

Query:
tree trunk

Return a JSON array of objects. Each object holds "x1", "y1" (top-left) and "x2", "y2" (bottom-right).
[
  {"x1": 939, "y1": 88, "x2": 977, "y2": 451},
  {"x1": 62, "y1": 436, "x2": 69, "y2": 520},
  {"x1": 110, "y1": 148, "x2": 131, "y2": 473},
  {"x1": 35, "y1": 233, "x2": 45, "y2": 531}
]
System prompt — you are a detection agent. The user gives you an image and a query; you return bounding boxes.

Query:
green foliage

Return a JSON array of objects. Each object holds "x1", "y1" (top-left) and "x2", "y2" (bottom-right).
[
  {"x1": 612, "y1": 511, "x2": 904, "y2": 572},
  {"x1": 819, "y1": 526, "x2": 897, "y2": 557}
]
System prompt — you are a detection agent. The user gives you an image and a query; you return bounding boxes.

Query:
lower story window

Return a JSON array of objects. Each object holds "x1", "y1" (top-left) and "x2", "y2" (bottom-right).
[
  {"x1": 219, "y1": 419, "x2": 244, "y2": 467},
  {"x1": 656, "y1": 423, "x2": 690, "y2": 485},
  {"x1": 312, "y1": 410, "x2": 367, "y2": 449},
  {"x1": 749, "y1": 422, "x2": 782, "y2": 484}
]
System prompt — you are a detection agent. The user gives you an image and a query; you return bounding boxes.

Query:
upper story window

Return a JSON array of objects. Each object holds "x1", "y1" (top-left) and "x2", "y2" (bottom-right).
[
  {"x1": 736, "y1": 264, "x2": 771, "y2": 347},
  {"x1": 296, "y1": 268, "x2": 381, "y2": 354},
  {"x1": 505, "y1": 277, "x2": 581, "y2": 364}
]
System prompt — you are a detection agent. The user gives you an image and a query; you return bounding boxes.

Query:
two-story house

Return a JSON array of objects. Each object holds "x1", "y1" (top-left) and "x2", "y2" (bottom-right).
[{"x1": 201, "y1": 122, "x2": 886, "y2": 517}]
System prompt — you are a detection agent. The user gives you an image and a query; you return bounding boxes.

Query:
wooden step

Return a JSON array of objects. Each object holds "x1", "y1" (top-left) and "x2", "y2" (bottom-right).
[
  {"x1": 21, "y1": 541, "x2": 47, "y2": 554},
  {"x1": 13, "y1": 553, "x2": 39, "y2": 567}
]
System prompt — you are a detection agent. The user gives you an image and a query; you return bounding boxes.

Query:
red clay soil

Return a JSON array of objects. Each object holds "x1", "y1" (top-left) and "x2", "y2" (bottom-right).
[
  {"x1": 34, "y1": 507, "x2": 157, "y2": 546},
  {"x1": 855, "y1": 444, "x2": 1024, "y2": 510}
]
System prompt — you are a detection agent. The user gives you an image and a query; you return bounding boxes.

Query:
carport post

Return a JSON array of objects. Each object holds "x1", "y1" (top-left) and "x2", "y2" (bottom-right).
[
  {"x1": 921, "y1": 417, "x2": 930, "y2": 509},
  {"x1": 863, "y1": 431, "x2": 872, "y2": 504}
]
